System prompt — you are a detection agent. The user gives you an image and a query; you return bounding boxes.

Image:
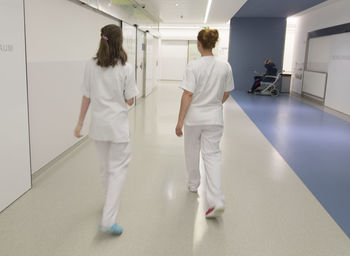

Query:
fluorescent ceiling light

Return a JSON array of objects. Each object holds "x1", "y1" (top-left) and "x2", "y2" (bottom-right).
[
  {"x1": 159, "y1": 26, "x2": 201, "y2": 29},
  {"x1": 204, "y1": 0, "x2": 212, "y2": 23}
]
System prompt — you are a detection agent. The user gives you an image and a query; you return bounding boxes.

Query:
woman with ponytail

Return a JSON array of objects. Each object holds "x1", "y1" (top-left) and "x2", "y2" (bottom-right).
[
  {"x1": 176, "y1": 29, "x2": 234, "y2": 218},
  {"x1": 74, "y1": 24, "x2": 138, "y2": 235}
]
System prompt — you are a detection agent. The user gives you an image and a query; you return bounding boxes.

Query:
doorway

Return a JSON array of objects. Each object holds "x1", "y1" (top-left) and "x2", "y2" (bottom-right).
[{"x1": 136, "y1": 29, "x2": 145, "y2": 99}]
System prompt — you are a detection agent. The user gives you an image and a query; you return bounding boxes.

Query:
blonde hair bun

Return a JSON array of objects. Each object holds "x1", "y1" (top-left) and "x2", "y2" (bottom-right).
[{"x1": 197, "y1": 29, "x2": 219, "y2": 49}]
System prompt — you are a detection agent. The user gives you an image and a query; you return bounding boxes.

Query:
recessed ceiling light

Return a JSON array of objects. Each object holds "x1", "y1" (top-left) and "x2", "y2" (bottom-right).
[{"x1": 175, "y1": 3, "x2": 179, "y2": 7}]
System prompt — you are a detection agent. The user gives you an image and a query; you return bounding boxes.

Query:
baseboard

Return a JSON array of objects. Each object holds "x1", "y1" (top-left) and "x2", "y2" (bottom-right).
[{"x1": 32, "y1": 136, "x2": 90, "y2": 180}]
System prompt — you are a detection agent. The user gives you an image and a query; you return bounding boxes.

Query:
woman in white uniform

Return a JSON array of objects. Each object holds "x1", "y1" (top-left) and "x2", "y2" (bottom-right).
[
  {"x1": 175, "y1": 29, "x2": 234, "y2": 218},
  {"x1": 74, "y1": 24, "x2": 138, "y2": 235}
]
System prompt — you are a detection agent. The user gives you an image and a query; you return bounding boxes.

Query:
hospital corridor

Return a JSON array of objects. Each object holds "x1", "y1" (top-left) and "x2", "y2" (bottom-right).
[
  {"x1": 1, "y1": 0, "x2": 350, "y2": 255},
  {"x1": 0, "y1": 85, "x2": 348, "y2": 255}
]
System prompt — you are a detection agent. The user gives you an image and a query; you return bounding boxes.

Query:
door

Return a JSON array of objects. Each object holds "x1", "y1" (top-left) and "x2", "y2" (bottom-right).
[
  {"x1": 122, "y1": 22, "x2": 137, "y2": 108},
  {"x1": 145, "y1": 33, "x2": 154, "y2": 96},
  {"x1": 160, "y1": 40, "x2": 188, "y2": 81},
  {"x1": 136, "y1": 29, "x2": 145, "y2": 99},
  {"x1": 153, "y1": 37, "x2": 160, "y2": 89},
  {"x1": 0, "y1": 0, "x2": 31, "y2": 212}
]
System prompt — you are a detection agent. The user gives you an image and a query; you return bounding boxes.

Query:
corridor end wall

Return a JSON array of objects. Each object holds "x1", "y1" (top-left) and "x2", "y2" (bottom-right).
[{"x1": 228, "y1": 18, "x2": 286, "y2": 91}]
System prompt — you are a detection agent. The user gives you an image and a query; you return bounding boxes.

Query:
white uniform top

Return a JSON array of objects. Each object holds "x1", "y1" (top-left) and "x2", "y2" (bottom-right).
[
  {"x1": 180, "y1": 56, "x2": 234, "y2": 126},
  {"x1": 82, "y1": 59, "x2": 138, "y2": 143}
]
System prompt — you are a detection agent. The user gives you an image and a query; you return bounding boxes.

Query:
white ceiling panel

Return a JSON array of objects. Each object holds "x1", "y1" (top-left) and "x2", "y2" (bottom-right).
[
  {"x1": 135, "y1": 0, "x2": 247, "y2": 24},
  {"x1": 208, "y1": 0, "x2": 247, "y2": 23}
]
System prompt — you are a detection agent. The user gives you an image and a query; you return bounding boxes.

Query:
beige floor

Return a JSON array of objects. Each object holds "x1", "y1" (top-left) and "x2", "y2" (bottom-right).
[{"x1": 0, "y1": 85, "x2": 349, "y2": 256}]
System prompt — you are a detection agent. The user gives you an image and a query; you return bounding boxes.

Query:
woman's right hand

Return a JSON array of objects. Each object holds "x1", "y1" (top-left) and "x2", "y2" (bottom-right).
[
  {"x1": 175, "y1": 121, "x2": 184, "y2": 137},
  {"x1": 74, "y1": 123, "x2": 83, "y2": 138},
  {"x1": 125, "y1": 98, "x2": 134, "y2": 106}
]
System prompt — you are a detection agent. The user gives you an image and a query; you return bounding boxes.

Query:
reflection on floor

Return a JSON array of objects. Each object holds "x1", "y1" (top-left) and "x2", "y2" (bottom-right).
[
  {"x1": 0, "y1": 85, "x2": 349, "y2": 256},
  {"x1": 232, "y1": 90, "x2": 350, "y2": 238},
  {"x1": 291, "y1": 92, "x2": 350, "y2": 123}
]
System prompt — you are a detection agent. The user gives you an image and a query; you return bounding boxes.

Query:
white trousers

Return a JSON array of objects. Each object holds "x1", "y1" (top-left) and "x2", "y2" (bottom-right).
[
  {"x1": 184, "y1": 125, "x2": 224, "y2": 209},
  {"x1": 95, "y1": 140, "x2": 131, "y2": 228}
]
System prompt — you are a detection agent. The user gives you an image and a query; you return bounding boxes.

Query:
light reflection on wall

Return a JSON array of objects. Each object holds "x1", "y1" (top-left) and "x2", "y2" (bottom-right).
[{"x1": 77, "y1": 0, "x2": 159, "y2": 35}]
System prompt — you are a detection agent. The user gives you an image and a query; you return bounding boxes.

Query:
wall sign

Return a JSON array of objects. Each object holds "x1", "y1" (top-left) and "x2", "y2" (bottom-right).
[{"x1": 0, "y1": 43, "x2": 14, "y2": 52}]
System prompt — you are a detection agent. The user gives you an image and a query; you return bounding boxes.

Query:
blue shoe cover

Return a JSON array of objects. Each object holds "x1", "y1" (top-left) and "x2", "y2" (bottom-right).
[{"x1": 107, "y1": 224, "x2": 123, "y2": 235}]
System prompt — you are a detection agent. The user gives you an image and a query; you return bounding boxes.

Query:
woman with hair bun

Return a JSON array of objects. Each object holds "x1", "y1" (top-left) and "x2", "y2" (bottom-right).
[
  {"x1": 175, "y1": 28, "x2": 234, "y2": 218},
  {"x1": 74, "y1": 24, "x2": 138, "y2": 235}
]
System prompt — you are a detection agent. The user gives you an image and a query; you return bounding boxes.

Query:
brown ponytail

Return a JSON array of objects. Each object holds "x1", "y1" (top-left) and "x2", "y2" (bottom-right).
[
  {"x1": 95, "y1": 24, "x2": 127, "y2": 67},
  {"x1": 197, "y1": 28, "x2": 219, "y2": 50}
]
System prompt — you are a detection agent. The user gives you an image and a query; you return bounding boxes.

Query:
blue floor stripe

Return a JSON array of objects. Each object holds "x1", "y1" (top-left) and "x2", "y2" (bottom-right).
[{"x1": 231, "y1": 90, "x2": 350, "y2": 238}]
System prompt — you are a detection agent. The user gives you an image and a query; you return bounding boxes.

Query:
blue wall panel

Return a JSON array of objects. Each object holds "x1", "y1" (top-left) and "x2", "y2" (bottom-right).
[
  {"x1": 235, "y1": 0, "x2": 327, "y2": 18},
  {"x1": 228, "y1": 18, "x2": 286, "y2": 91}
]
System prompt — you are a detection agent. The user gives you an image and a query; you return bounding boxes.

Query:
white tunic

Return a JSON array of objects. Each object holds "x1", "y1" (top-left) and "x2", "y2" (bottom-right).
[
  {"x1": 82, "y1": 59, "x2": 138, "y2": 143},
  {"x1": 180, "y1": 56, "x2": 234, "y2": 126}
]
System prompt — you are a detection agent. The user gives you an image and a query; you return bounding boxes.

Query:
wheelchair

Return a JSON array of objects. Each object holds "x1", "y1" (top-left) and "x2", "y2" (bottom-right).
[{"x1": 254, "y1": 72, "x2": 281, "y2": 97}]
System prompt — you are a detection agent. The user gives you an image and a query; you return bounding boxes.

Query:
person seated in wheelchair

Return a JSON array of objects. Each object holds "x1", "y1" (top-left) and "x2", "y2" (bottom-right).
[{"x1": 247, "y1": 59, "x2": 277, "y2": 93}]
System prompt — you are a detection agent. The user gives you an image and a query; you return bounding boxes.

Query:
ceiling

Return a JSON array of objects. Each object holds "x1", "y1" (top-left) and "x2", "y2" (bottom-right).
[
  {"x1": 132, "y1": 0, "x2": 247, "y2": 24},
  {"x1": 107, "y1": 0, "x2": 331, "y2": 25},
  {"x1": 234, "y1": 0, "x2": 328, "y2": 18},
  {"x1": 78, "y1": 0, "x2": 338, "y2": 39}
]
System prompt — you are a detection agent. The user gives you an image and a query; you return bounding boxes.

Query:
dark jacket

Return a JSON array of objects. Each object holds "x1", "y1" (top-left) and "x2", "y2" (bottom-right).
[{"x1": 264, "y1": 62, "x2": 277, "y2": 76}]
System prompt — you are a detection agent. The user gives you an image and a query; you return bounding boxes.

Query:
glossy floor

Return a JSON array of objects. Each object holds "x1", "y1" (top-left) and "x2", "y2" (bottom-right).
[{"x1": 0, "y1": 85, "x2": 349, "y2": 256}]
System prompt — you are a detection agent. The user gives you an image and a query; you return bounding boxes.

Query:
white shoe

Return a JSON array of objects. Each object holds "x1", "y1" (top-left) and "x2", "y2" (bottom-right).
[
  {"x1": 205, "y1": 206, "x2": 224, "y2": 218},
  {"x1": 188, "y1": 186, "x2": 198, "y2": 193}
]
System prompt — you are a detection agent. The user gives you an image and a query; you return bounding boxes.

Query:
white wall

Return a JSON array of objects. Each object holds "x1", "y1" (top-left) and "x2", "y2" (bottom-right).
[
  {"x1": 0, "y1": 0, "x2": 31, "y2": 211},
  {"x1": 159, "y1": 24, "x2": 230, "y2": 61},
  {"x1": 324, "y1": 33, "x2": 350, "y2": 115},
  {"x1": 160, "y1": 40, "x2": 188, "y2": 81},
  {"x1": 159, "y1": 24, "x2": 230, "y2": 82},
  {"x1": 25, "y1": 0, "x2": 121, "y2": 173},
  {"x1": 291, "y1": 0, "x2": 350, "y2": 94}
]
